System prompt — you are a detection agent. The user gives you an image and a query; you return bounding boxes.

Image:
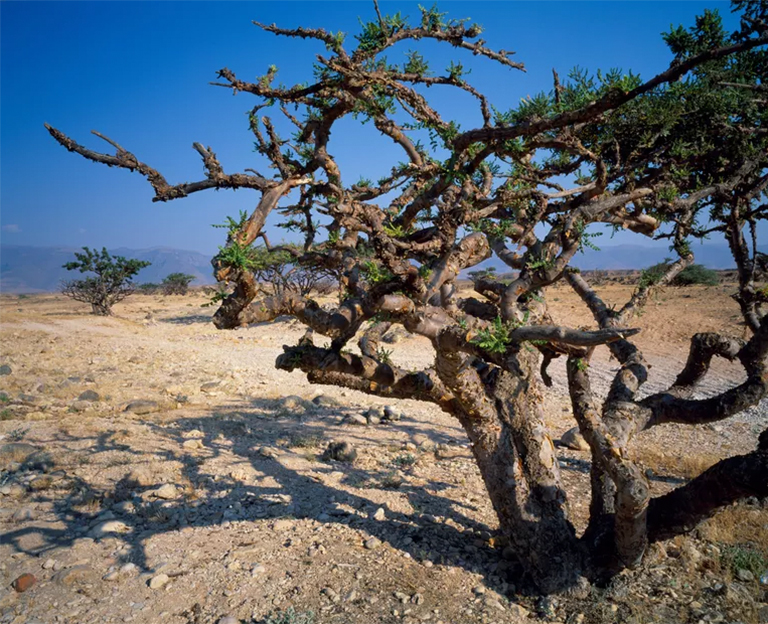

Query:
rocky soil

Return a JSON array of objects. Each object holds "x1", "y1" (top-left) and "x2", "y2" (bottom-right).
[{"x1": 0, "y1": 283, "x2": 766, "y2": 624}]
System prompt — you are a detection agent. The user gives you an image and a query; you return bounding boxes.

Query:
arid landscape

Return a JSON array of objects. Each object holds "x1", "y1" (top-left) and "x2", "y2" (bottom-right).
[{"x1": 1, "y1": 282, "x2": 767, "y2": 624}]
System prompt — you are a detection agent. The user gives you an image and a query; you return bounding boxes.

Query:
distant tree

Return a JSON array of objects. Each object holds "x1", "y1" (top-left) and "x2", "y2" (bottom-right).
[
  {"x1": 162, "y1": 272, "x2": 196, "y2": 295},
  {"x1": 61, "y1": 247, "x2": 150, "y2": 315},
  {"x1": 138, "y1": 282, "x2": 161, "y2": 295},
  {"x1": 641, "y1": 261, "x2": 720, "y2": 288},
  {"x1": 47, "y1": 2, "x2": 768, "y2": 595}
]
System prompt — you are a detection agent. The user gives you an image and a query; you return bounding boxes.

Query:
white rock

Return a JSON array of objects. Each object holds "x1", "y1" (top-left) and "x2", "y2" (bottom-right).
[
  {"x1": 153, "y1": 484, "x2": 178, "y2": 500},
  {"x1": 560, "y1": 426, "x2": 590, "y2": 451},
  {"x1": 90, "y1": 520, "x2": 131, "y2": 539},
  {"x1": 148, "y1": 573, "x2": 170, "y2": 590}
]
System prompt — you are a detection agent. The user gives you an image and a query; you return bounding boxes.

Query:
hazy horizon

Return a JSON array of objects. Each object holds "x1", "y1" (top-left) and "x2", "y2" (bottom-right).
[{"x1": 1, "y1": 1, "x2": 755, "y2": 256}]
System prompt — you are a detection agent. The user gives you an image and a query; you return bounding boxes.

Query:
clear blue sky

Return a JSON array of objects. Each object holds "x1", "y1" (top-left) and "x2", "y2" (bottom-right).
[{"x1": 1, "y1": 1, "x2": 739, "y2": 256}]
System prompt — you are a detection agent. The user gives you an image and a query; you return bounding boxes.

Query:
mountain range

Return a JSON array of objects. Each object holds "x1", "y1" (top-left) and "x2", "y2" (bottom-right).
[
  {"x1": 0, "y1": 242, "x2": 759, "y2": 293},
  {"x1": 0, "y1": 245, "x2": 216, "y2": 293}
]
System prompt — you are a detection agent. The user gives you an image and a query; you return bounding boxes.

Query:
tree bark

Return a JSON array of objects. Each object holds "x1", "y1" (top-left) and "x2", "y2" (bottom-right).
[{"x1": 436, "y1": 346, "x2": 582, "y2": 594}]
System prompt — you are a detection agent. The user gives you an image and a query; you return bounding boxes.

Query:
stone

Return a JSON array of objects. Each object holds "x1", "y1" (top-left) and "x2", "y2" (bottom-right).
[
  {"x1": 12, "y1": 573, "x2": 36, "y2": 592},
  {"x1": 183, "y1": 439, "x2": 204, "y2": 450},
  {"x1": 559, "y1": 427, "x2": 590, "y2": 451},
  {"x1": 364, "y1": 537, "x2": 382, "y2": 550},
  {"x1": 321, "y1": 441, "x2": 357, "y2": 464},
  {"x1": 344, "y1": 414, "x2": 368, "y2": 426},
  {"x1": 218, "y1": 618, "x2": 239, "y2": 624},
  {"x1": 78, "y1": 390, "x2": 100, "y2": 402},
  {"x1": 251, "y1": 564, "x2": 266, "y2": 577},
  {"x1": 70, "y1": 400, "x2": 93, "y2": 412},
  {"x1": 200, "y1": 381, "x2": 221, "y2": 393},
  {"x1": 507, "y1": 603, "x2": 530, "y2": 620},
  {"x1": 120, "y1": 562, "x2": 139, "y2": 577},
  {"x1": 42, "y1": 559, "x2": 57, "y2": 570},
  {"x1": 11, "y1": 506, "x2": 36, "y2": 522},
  {"x1": 124, "y1": 400, "x2": 160, "y2": 415},
  {"x1": 54, "y1": 565, "x2": 97, "y2": 587},
  {"x1": 90, "y1": 520, "x2": 131, "y2": 539},
  {"x1": 736, "y1": 568, "x2": 755, "y2": 582},
  {"x1": 371, "y1": 507, "x2": 386, "y2": 521},
  {"x1": 383, "y1": 406, "x2": 402, "y2": 421},
  {"x1": 181, "y1": 429, "x2": 205, "y2": 439},
  {"x1": 280, "y1": 395, "x2": 305, "y2": 410},
  {"x1": 152, "y1": 484, "x2": 178, "y2": 500},
  {"x1": 28, "y1": 475, "x2": 54, "y2": 491},
  {"x1": 0, "y1": 364, "x2": 12, "y2": 376},
  {"x1": 272, "y1": 519, "x2": 293, "y2": 532},
  {"x1": 312, "y1": 395, "x2": 337, "y2": 407},
  {"x1": 148, "y1": 573, "x2": 170, "y2": 590},
  {"x1": 757, "y1": 604, "x2": 768, "y2": 624},
  {"x1": 0, "y1": 443, "x2": 41, "y2": 468}
]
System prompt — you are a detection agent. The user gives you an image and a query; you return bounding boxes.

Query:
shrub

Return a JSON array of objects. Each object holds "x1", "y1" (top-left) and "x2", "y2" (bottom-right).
[
  {"x1": 161, "y1": 272, "x2": 196, "y2": 295},
  {"x1": 61, "y1": 247, "x2": 150, "y2": 315}
]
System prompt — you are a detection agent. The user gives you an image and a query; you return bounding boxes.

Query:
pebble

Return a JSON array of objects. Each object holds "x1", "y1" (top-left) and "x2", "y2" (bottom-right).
[
  {"x1": 181, "y1": 429, "x2": 205, "y2": 439},
  {"x1": 153, "y1": 484, "x2": 178, "y2": 500},
  {"x1": 559, "y1": 426, "x2": 590, "y2": 451},
  {"x1": 148, "y1": 573, "x2": 170, "y2": 590},
  {"x1": 251, "y1": 564, "x2": 266, "y2": 577},
  {"x1": 124, "y1": 400, "x2": 160, "y2": 415},
  {"x1": 364, "y1": 537, "x2": 382, "y2": 550},
  {"x1": 200, "y1": 381, "x2": 221, "y2": 393},
  {"x1": 218, "y1": 617, "x2": 239, "y2": 624},
  {"x1": 28, "y1": 475, "x2": 54, "y2": 491},
  {"x1": 42, "y1": 559, "x2": 57, "y2": 570},
  {"x1": 90, "y1": 520, "x2": 131, "y2": 539},
  {"x1": 11, "y1": 573, "x2": 36, "y2": 592},
  {"x1": 272, "y1": 519, "x2": 293, "y2": 532},
  {"x1": 183, "y1": 439, "x2": 204, "y2": 450},
  {"x1": 344, "y1": 414, "x2": 368, "y2": 426},
  {"x1": 0, "y1": 442, "x2": 41, "y2": 468},
  {"x1": 54, "y1": 565, "x2": 96, "y2": 587},
  {"x1": 321, "y1": 441, "x2": 357, "y2": 463},
  {"x1": 371, "y1": 507, "x2": 386, "y2": 521},
  {"x1": 77, "y1": 390, "x2": 100, "y2": 402},
  {"x1": 736, "y1": 568, "x2": 755, "y2": 582},
  {"x1": 383, "y1": 405, "x2": 402, "y2": 421},
  {"x1": 0, "y1": 364, "x2": 11, "y2": 376},
  {"x1": 312, "y1": 395, "x2": 337, "y2": 407}
]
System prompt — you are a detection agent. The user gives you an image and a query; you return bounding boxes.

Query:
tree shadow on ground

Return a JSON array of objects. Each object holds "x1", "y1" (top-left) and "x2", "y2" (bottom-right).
[{"x1": 1, "y1": 398, "x2": 530, "y2": 603}]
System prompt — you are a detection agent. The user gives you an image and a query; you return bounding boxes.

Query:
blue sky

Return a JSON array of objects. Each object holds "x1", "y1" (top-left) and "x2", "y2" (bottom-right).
[{"x1": 0, "y1": 1, "x2": 741, "y2": 256}]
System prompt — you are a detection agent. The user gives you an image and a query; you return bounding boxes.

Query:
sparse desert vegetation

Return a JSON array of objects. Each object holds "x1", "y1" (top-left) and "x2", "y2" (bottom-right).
[{"x1": 0, "y1": 282, "x2": 766, "y2": 624}]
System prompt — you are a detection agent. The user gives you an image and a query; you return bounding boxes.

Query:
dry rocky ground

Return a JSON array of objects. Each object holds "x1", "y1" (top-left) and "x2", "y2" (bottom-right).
[{"x1": 0, "y1": 283, "x2": 766, "y2": 624}]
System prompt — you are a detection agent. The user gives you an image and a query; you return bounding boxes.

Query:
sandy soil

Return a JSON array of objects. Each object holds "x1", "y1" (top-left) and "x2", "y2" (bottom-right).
[{"x1": 0, "y1": 283, "x2": 766, "y2": 624}]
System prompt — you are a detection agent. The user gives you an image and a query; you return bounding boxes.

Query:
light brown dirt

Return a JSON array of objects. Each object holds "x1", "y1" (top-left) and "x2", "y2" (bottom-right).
[{"x1": 0, "y1": 285, "x2": 766, "y2": 624}]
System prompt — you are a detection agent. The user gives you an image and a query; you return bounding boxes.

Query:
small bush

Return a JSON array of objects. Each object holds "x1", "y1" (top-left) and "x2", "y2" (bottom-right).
[
  {"x1": 138, "y1": 283, "x2": 160, "y2": 295},
  {"x1": 61, "y1": 247, "x2": 150, "y2": 315},
  {"x1": 722, "y1": 543, "x2": 767, "y2": 577},
  {"x1": 639, "y1": 261, "x2": 719, "y2": 288},
  {"x1": 162, "y1": 272, "x2": 196, "y2": 295},
  {"x1": 673, "y1": 264, "x2": 719, "y2": 286}
]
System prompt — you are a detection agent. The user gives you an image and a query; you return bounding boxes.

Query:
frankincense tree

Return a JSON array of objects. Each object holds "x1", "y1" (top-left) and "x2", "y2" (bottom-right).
[{"x1": 47, "y1": 2, "x2": 768, "y2": 593}]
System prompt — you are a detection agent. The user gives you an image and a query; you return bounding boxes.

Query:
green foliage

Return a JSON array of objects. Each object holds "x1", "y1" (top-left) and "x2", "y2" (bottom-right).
[
  {"x1": 403, "y1": 50, "x2": 430, "y2": 76},
  {"x1": 471, "y1": 316, "x2": 515, "y2": 354},
  {"x1": 673, "y1": 264, "x2": 719, "y2": 286},
  {"x1": 361, "y1": 261, "x2": 393, "y2": 286},
  {"x1": 61, "y1": 247, "x2": 150, "y2": 315},
  {"x1": 640, "y1": 261, "x2": 719, "y2": 288},
  {"x1": 721, "y1": 544, "x2": 767, "y2": 578},
  {"x1": 138, "y1": 283, "x2": 160, "y2": 294},
  {"x1": 161, "y1": 273, "x2": 195, "y2": 295},
  {"x1": 392, "y1": 452, "x2": 417, "y2": 467},
  {"x1": 376, "y1": 347, "x2": 393, "y2": 364}
]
